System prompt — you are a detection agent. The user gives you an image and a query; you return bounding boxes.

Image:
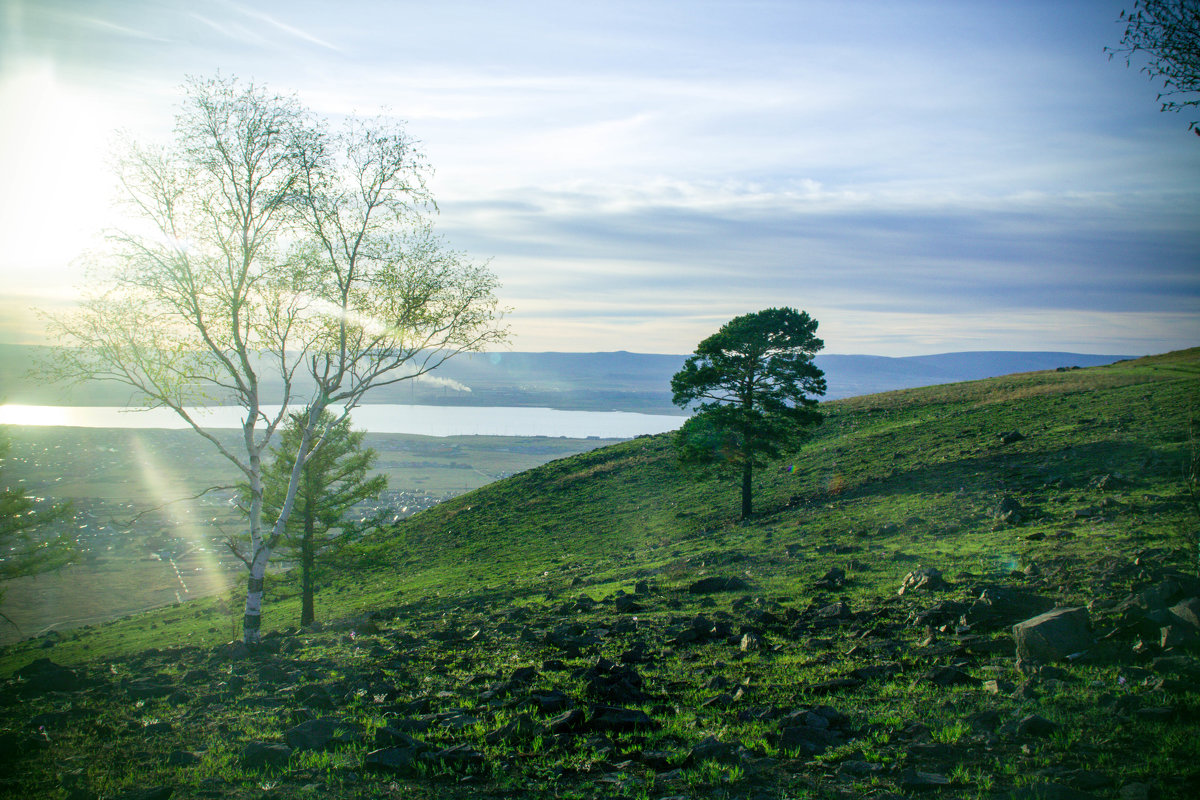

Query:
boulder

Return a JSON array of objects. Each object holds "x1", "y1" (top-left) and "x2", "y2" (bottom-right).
[
  {"x1": 1168, "y1": 597, "x2": 1200, "y2": 631},
  {"x1": 899, "y1": 567, "x2": 946, "y2": 595},
  {"x1": 1013, "y1": 607, "x2": 1091, "y2": 663},
  {"x1": 995, "y1": 495, "x2": 1024, "y2": 524}
]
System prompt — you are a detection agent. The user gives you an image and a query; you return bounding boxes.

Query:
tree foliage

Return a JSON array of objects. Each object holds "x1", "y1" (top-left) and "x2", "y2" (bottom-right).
[
  {"x1": 671, "y1": 308, "x2": 826, "y2": 519},
  {"x1": 0, "y1": 429, "x2": 73, "y2": 627},
  {"x1": 1109, "y1": 0, "x2": 1200, "y2": 135},
  {"x1": 47, "y1": 75, "x2": 507, "y2": 643},
  {"x1": 246, "y1": 410, "x2": 386, "y2": 627}
]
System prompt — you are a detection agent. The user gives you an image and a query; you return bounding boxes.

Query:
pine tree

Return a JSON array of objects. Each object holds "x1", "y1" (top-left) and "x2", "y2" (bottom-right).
[
  {"x1": 248, "y1": 412, "x2": 386, "y2": 626},
  {"x1": 671, "y1": 308, "x2": 826, "y2": 519}
]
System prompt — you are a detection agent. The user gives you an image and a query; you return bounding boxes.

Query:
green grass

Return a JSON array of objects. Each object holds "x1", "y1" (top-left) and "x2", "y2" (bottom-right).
[{"x1": 1, "y1": 348, "x2": 1198, "y2": 799}]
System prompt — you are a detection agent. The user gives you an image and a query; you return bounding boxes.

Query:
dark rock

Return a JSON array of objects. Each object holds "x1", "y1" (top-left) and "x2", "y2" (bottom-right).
[
  {"x1": 15, "y1": 658, "x2": 83, "y2": 694},
  {"x1": 688, "y1": 576, "x2": 749, "y2": 594},
  {"x1": 1009, "y1": 784, "x2": 1098, "y2": 800},
  {"x1": 530, "y1": 690, "x2": 572, "y2": 713},
  {"x1": 849, "y1": 663, "x2": 901, "y2": 682},
  {"x1": 1133, "y1": 706, "x2": 1174, "y2": 722},
  {"x1": 285, "y1": 717, "x2": 363, "y2": 751},
  {"x1": 615, "y1": 595, "x2": 641, "y2": 613},
  {"x1": 240, "y1": 742, "x2": 292, "y2": 768},
  {"x1": 1169, "y1": 597, "x2": 1200, "y2": 630},
  {"x1": 779, "y1": 725, "x2": 836, "y2": 755},
  {"x1": 995, "y1": 494, "x2": 1024, "y2": 523},
  {"x1": 548, "y1": 708, "x2": 587, "y2": 734},
  {"x1": 999, "y1": 430, "x2": 1026, "y2": 444},
  {"x1": 899, "y1": 770, "x2": 952, "y2": 792},
  {"x1": 816, "y1": 601, "x2": 852, "y2": 620},
  {"x1": 1014, "y1": 607, "x2": 1091, "y2": 662},
  {"x1": 582, "y1": 658, "x2": 646, "y2": 704},
  {"x1": 814, "y1": 567, "x2": 846, "y2": 590},
  {"x1": 364, "y1": 742, "x2": 432, "y2": 774},
  {"x1": 589, "y1": 705, "x2": 656, "y2": 732},
  {"x1": 165, "y1": 750, "x2": 202, "y2": 767},
  {"x1": 112, "y1": 788, "x2": 174, "y2": 800},
  {"x1": 963, "y1": 587, "x2": 1054, "y2": 630},
  {"x1": 687, "y1": 736, "x2": 741, "y2": 764},
  {"x1": 807, "y1": 677, "x2": 862, "y2": 694},
  {"x1": 1016, "y1": 714, "x2": 1060, "y2": 738},
  {"x1": 1161, "y1": 624, "x2": 1200, "y2": 649},
  {"x1": 484, "y1": 713, "x2": 543, "y2": 745},
  {"x1": 375, "y1": 727, "x2": 431, "y2": 749},
  {"x1": 922, "y1": 666, "x2": 979, "y2": 688},
  {"x1": 899, "y1": 567, "x2": 946, "y2": 595},
  {"x1": 429, "y1": 743, "x2": 485, "y2": 771}
]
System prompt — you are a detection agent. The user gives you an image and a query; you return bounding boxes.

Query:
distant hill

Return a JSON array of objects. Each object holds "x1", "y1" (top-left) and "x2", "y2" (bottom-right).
[{"x1": 0, "y1": 343, "x2": 1133, "y2": 412}]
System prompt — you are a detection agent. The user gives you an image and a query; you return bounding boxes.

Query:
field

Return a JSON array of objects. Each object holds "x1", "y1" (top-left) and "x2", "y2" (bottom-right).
[
  {"x1": 1, "y1": 349, "x2": 1198, "y2": 800},
  {"x1": 0, "y1": 427, "x2": 622, "y2": 645}
]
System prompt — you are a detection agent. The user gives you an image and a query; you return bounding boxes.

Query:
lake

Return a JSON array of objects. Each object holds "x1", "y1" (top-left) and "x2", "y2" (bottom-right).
[{"x1": 0, "y1": 403, "x2": 687, "y2": 439}]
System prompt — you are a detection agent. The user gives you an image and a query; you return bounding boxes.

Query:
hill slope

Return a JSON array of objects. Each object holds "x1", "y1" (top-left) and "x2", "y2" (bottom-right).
[{"x1": 1, "y1": 349, "x2": 1198, "y2": 800}]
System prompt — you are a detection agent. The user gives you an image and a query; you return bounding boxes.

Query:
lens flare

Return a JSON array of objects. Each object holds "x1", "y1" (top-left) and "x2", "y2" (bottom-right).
[{"x1": 129, "y1": 434, "x2": 229, "y2": 604}]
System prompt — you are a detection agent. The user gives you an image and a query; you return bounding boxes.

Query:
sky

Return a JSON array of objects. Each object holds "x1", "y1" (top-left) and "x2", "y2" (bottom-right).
[{"x1": 0, "y1": 0, "x2": 1197, "y2": 356}]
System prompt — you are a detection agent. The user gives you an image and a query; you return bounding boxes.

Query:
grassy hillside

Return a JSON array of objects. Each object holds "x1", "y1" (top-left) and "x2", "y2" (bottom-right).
[{"x1": 1, "y1": 349, "x2": 1198, "y2": 800}]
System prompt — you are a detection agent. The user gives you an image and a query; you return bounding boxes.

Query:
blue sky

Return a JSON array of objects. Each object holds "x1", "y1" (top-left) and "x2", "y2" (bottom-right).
[{"x1": 1, "y1": 0, "x2": 1196, "y2": 355}]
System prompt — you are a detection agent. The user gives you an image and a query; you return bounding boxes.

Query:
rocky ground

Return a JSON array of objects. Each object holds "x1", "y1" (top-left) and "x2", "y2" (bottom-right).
[{"x1": 3, "y1": 544, "x2": 1198, "y2": 800}]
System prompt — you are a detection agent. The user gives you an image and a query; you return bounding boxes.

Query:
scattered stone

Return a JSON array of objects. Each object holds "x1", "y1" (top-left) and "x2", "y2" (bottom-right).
[
  {"x1": 817, "y1": 601, "x2": 853, "y2": 620},
  {"x1": 112, "y1": 788, "x2": 174, "y2": 800},
  {"x1": 581, "y1": 658, "x2": 646, "y2": 704},
  {"x1": 687, "y1": 736, "x2": 740, "y2": 764},
  {"x1": 740, "y1": 632, "x2": 764, "y2": 651},
  {"x1": 999, "y1": 430, "x2": 1026, "y2": 444},
  {"x1": 899, "y1": 770, "x2": 951, "y2": 792},
  {"x1": 1009, "y1": 784, "x2": 1098, "y2": 800},
  {"x1": 430, "y1": 743, "x2": 485, "y2": 771},
  {"x1": 1133, "y1": 706, "x2": 1174, "y2": 722},
  {"x1": 548, "y1": 709, "x2": 586, "y2": 734},
  {"x1": 922, "y1": 666, "x2": 980, "y2": 688},
  {"x1": 688, "y1": 576, "x2": 749, "y2": 594},
  {"x1": 838, "y1": 760, "x2": 885, "y2": 777},
  {"x1": 1119, "y1": 783, "x2": 1152, "y2": 800},
  {"x1": 779, "y1": 725, "x2": 835, "y2": 755},
  {"x1": 995, "y1": 494, "x2": 1024, "y2": 524},
  {"x1": 165, "y1": 750, "x2": 202, "y2": 767},
  {"x1": 14, "y1": 658, "x2": 84, "y2": 694},
  {"x1": 1170, "y1": 597, "x2": 1200, "y2": 630},
  {"x1": 1016, "y1": 714, "x2": 1060, "y2": 738},
  {"x1": 484, "y1": 713, "x2": 543, "y2": 745},
  {"x1": 899, "y1": 567, "x2": 946, "y2": 595},
  {"x1": 807, "y1": 677, "x2": 862, "y2": 694},
  {"x1": 285, "y1": 717, "x2": 363, "y2": 751},
  {"x1": 364, "y1": 741, "x2": 433, "y2": 774},
  {"x1": 814, "y1": 568, "x2": 846, "y2": 590},
  {"x1": 588, "y1": 705, "x2": 656, "y2": 732},
  {"x1": 240, "y1": 742, "x2": 292, "y2": 769},
  {"x1": 615, "y1": 595, "x2": 641, "y2": 613},
  {"x1": 1013, "y1": 607, "x2": 1091, "y2": 662}
]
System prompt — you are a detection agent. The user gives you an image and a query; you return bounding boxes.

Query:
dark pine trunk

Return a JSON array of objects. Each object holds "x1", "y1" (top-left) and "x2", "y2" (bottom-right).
[
  {"x1": 300, "y1": 501, "x2": 315, "y2": 627},
  {"x1": 741, "y1": 459, "x2": 753, "y2": 519}
]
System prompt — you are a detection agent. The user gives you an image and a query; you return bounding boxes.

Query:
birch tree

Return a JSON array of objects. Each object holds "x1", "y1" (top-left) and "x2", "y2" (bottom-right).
[{"x1": 47, "y1": 76, "x2": 506, "y2": 644}]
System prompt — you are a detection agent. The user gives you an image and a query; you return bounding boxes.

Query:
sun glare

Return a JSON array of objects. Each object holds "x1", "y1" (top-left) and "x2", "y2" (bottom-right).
[{"x1": 0, "y1": 404, "x2": 75, "y2": 427}]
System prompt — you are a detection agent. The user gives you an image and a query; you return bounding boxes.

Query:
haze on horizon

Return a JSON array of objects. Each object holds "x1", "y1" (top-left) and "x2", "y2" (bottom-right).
[{"x1": 1, "y1": 0, "x2": 1197, "y2": 357}]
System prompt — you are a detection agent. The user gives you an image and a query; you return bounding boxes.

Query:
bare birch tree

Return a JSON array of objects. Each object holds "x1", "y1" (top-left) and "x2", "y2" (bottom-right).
[{"x1": 46, "y1": 76, "x2": 506, "y2": 644}]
